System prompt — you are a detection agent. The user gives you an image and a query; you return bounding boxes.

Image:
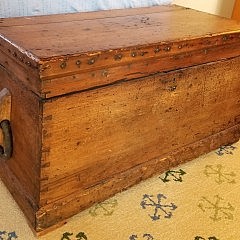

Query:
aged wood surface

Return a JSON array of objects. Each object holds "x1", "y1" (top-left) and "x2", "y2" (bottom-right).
[
  {"x1": 0, "y1": 88, "x2": 11, "y2": 120},
  {"x1": 0, "y1": 5, "x2": 240, "y2": 98},
  {"x1": 0, "y1": 65, "x2": 41, "y2": 228},
  {"x1": 1, "y1": 6, "x2": 240, "y2": 58},
  {"x1": 0, "y1": 88, "x2": 11, "y2": 145},
  {"x1": 232, "y1": 0, "x2": 240, "y2": 21},
  {"x1": 37, "y1": 124, "x2": 240, "y2": 231},
  {"x1": 0, "y1": 48, "x2": 40, "y2": 91},
  {"x1": 42, "y1": 41, "x2": 240, "y2": 98},
  {"x1": 36, "y1": 56, "x2": 240, "y2": 229}
]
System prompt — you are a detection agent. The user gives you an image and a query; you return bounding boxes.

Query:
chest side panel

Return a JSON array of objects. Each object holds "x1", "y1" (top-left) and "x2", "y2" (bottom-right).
[
  {"x1": 0, "y1": 64, "x2": 42, "y2": 227},
  {"x1": 37, "y1": 56, "x2": 240, "y2": 229}
]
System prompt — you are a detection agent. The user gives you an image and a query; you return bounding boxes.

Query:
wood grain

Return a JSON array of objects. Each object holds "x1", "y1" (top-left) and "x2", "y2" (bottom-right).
[
  {"x1": 1, "y1": 5, "x2": 240, "y2": 98},
  {"x1": 41, "y1": 41, "x2": 240, "y2": 97},
  {"x1": 232, "y1": 0, "x2": 240, "y2": 21},
  {"x1": 38, "y1": 57, "x2": 240, "y2": 228},
  {"x1": 36, "y1": 123, "x2": 240, "y2": 231},
  {"x1": 0, "y1": 88, "x2": 11, "y2": 145},
  {"x1": 0, "y1": 64, "x2": 42, "y2": 229},
  {"x1": 0, "y1": 88, "x2": 11, "y2": 120},
  {"x1": 1, "y1": 7, "x2": 240, "y2": 58}
]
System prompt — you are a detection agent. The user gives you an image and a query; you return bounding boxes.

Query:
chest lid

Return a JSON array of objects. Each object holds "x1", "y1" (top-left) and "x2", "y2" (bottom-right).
[{"x1": 1, "y1": 5, "x2": 240, "y2": 98}]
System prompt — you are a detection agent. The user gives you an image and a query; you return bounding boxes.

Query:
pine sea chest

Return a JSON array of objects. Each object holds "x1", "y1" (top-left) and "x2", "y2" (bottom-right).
[{"x1": 0, "y1": 5, "x2": 240, "y2": 234}]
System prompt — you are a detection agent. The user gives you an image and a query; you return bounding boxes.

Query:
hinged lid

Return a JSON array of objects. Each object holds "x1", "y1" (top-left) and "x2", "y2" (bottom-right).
[{"x1": 1, "y1": 5, "x2": 240, "y2": 99}]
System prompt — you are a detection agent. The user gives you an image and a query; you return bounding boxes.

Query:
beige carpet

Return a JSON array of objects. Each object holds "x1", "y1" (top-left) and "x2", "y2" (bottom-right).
[{"x1": 0, "y1": 141, "x2": 240, "y2": 240}]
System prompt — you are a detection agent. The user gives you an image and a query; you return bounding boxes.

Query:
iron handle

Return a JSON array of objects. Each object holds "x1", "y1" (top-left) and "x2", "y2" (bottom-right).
[{"x1": 0, "y1": 119, "x2": 13, "y2": 160}]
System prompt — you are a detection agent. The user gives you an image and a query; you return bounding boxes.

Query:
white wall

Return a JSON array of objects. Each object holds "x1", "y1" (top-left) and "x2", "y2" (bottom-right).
[{"x1": 173, "y1": 0, "x2": 235, "y2": 18}]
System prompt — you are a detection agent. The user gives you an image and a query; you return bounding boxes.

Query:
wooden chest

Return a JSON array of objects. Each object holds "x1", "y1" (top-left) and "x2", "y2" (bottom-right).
[{"x1": 1, "y1": 5, "x2": 240, "y2": 234}]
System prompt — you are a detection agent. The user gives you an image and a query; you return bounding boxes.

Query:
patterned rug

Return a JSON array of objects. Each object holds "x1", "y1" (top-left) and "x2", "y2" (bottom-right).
[{"x1": 0, "y1": 141, "x2": 239, "y2": 240}]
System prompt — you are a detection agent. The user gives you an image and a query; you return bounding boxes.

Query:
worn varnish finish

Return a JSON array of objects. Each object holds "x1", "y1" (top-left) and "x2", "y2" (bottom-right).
[
  {"x1": 0, "y1": 65, "x2": 41, "y2": 229},
  {"x1": 1, "y1": 5, "x2": 240, "y2": 97},
  {"x1": 0, "y1": 5, "x2": 240, "y2": 234},
  {"x1": 232, "y1": 0, "x2": 240, "y2": 21}
]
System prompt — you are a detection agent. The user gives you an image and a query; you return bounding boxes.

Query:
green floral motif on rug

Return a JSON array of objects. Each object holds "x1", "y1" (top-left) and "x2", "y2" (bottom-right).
[
  {"x1": 198, "y1": 195, "x2": 235, "y2": 221},
  {"x1": 89, "y1": 199, "x2": 118, "y2": 216},
  {"x1": 159, "y1": 169, "x2": 187, "y2": 183},
  {"x1": 194, "y1": 237, "x2": 219, "y2": 240},
  {"x1": 129, "y1": 233, "x2": 154, "y2": 240},
  {"x1": 204, "y1": 164, "x2": 236, "y2": 184},
  {"x1": 61, "y1": 232, "x2": 87, "y2": 240}
]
